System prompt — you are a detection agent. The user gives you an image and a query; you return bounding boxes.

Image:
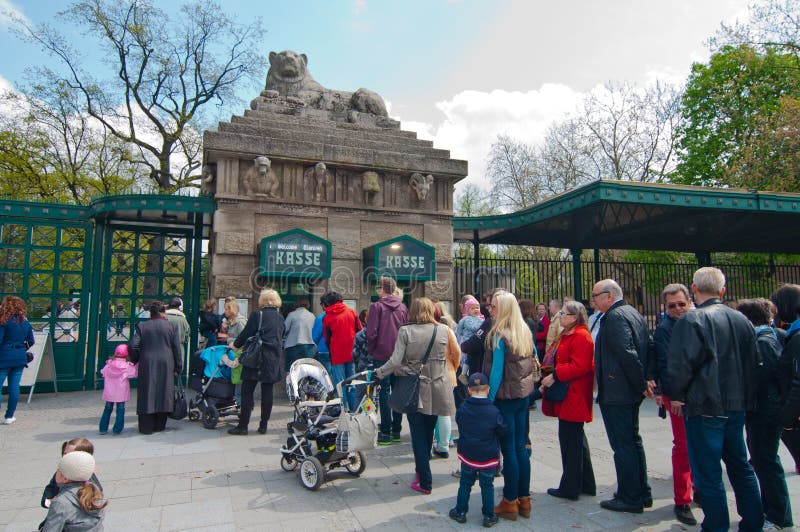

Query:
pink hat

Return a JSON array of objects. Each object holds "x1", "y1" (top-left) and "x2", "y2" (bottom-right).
[
  {"x1": 114, "y1": 344, "x2": 129, "y2": 358},
  {"x1": 464, "y1": 297, "x2": 480, "y2": 310}
]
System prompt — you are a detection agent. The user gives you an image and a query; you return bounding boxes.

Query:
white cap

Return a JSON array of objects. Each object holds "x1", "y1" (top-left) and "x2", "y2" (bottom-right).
[{"x1": 59, "y1": 451, "x2": 95, "y2": 482}]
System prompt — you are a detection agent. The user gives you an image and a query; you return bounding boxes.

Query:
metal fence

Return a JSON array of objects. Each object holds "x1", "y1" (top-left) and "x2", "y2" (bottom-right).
[{"x1": 453, "y1": 255, "x2": 800, "y2": 329}]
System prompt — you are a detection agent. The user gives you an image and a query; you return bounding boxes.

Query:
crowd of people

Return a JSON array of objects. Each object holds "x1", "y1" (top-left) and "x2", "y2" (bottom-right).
[{"x1": 2, "y1": 265, "x2": 800, "y2": 530}]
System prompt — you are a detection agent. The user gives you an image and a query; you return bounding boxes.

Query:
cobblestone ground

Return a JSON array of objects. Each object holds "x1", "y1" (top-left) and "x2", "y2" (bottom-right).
[{"x1": 1, "y1": 390, "x2": 798, "y2": 531}]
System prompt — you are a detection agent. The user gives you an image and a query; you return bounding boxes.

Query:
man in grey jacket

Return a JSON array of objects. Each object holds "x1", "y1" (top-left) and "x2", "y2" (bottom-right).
[
  {"x1": 592, "y1": 279, "x2": 652, "y2": 514},
  {"x1": 283, "y1": 298, "x2": 316, "y2": 372},
  {"x1": 666, "y1": 267, "x2": 762, "y2": 531}
]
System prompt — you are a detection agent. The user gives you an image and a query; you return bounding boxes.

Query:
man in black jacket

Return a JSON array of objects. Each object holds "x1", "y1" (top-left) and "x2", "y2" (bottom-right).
[
  {"x1": 666, "y1": 267, "x2": 762, "y2": 532},
  {"x1": 592, "y1": 279, "x2": 652, "y2": 514}
]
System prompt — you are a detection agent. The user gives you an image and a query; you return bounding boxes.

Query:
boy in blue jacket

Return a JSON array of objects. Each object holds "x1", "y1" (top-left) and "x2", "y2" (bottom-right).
[{"x1": 450, "y1": 373, "x2": 506, "y2": 528}]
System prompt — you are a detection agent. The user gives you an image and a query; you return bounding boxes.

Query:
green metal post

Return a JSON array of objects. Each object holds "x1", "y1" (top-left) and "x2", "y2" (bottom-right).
[
  {"x1": 84, "y1": 219, "x2": 105, "y2": 390},
  {"x1": 472, "y1": 230, "x2": 480, "y2": 297},
  {"x1": 594, "y1": 248, "x2": 601, "y2": 285},
  {"x1": 188, "y1": 213, "x2": 204, "y2": 363},
  {"x1": 571, "y1": 248, "x2": 583, "y2": 302}
]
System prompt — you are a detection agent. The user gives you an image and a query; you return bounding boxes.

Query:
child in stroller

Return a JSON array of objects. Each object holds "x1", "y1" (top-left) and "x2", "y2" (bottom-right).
[
  {"x1": 280, "y1": 358, "x2": 380, "y2": 490},
  {"x1": 188, "y1": 345, "x2": 241, "y2": 429}
]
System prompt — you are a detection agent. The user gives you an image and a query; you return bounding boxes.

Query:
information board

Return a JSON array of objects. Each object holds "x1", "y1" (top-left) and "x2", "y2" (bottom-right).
[{"x1": 19, "y1": 331, "x2": 58, "y2": 403}]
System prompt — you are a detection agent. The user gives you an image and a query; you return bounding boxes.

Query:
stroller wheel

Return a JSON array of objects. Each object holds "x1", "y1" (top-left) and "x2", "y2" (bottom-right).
[
  {"x1": 202, "y1": 405, "x2": 219, "y2": 429},
  {"x1": 280, "y1": 454, "x2": 298, "y2": 472},
  {"x1": 188, "y1": 410, "x2": 200, "y2": 421},
  {"x1": 298, "y1": 457, "x2": 325, "y2": 491},
  {"x1": 344, "y1": 451, "x2": 367, "y2": 476}
]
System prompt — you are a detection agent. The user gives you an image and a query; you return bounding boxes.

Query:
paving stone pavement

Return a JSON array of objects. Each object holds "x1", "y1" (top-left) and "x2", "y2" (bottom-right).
[{"x1": 1, "y1": 390, "x2": 798, "y2": 531}]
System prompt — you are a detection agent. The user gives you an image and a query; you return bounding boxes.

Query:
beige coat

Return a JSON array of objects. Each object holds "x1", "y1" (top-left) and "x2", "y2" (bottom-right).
[{"x1": 376, "y1": 323, "x2": 455, "y2": 417}]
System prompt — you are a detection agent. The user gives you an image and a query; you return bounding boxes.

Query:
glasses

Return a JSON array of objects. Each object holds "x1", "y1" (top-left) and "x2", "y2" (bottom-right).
[
  {"x1": 667, "y1": 301, "x2": 688, "y2": 310},
  {"x1": 558, "y1": 311, "x2": 575, "y2": 317},
  {"x1": 591, "y1": 290, "x2": 609, "y2": 299}
]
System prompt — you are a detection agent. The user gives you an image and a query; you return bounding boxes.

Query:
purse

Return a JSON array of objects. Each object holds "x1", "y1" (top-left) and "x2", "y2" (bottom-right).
[
  {"x1": 169, "y1": 378, "x2": 188, "y2": 420},
  {"x1": 543, "y1": 341, "x2": 569, "y2": 402},
  {"x1": 238, "y1": 311, "x2": 264, "y2": 369},
  {"x1": 336, "y1": 410, "x2": 379, "y2": 452},
  {"x1": 388, "y1": 325, "x2": 439, "y2": 414}
]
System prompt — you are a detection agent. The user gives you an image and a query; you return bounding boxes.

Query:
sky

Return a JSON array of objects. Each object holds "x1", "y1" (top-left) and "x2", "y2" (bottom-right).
[{"x1": 0, "y1": 0, "x2": 753, "y2": 191}]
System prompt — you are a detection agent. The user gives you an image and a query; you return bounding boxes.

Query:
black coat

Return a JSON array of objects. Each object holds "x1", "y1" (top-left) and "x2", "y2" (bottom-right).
[
  {"x1": 460, "y1": 317, "x2": 493, "y2": 375},
  {"x1": 750, "y1": 327, "x2": 792, "y2": 423},
  {"x1": 649, "y1": 315, "x2": 677, "y2": 395},
  {"x1": 129, "y1": 318, "x2": 183, "y2": 415},
  {"x1": 233, "y1": 307, "x2": 284, "y2": 384},
  {"x1": 594, "y1": 300, "x2": 650, "y2": 405},
  {"x1": 455, "y1": 396, "x2": 506, "y2": 468},
  {"x1": 781, "y1": 329, "x2": 800, "y2": 428},
  {"x1": 667, "y1": 298, "x2": 758, "y2": 418}
]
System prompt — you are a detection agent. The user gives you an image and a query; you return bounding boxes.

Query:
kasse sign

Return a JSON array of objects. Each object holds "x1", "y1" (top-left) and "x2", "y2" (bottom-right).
[
  {"x1": 259, "y1": 229, "x2": 331, "y2": 279},
  {"x1": 364, "y1": 235, "x2": 435, "y2": 281}
]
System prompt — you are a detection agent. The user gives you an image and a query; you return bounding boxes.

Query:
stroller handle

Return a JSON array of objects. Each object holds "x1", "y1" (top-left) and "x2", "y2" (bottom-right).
[{"x1": 334, "y1": 370, "x2": 376, "y2": 398}]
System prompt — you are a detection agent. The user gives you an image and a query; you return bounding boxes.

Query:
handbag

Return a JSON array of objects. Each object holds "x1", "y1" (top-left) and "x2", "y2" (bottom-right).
[
  {"x1": 336, "y1": 410, "x2": 379, "y2": 452},
  {"x1": 543, "y1": 340, "x2": 569, "y2": 402},
  {"x1": 238, "y1": 311, "x2": 264, "y2": 369},
  {"x1": 388, "y1": 325, "x2": 439, "y2": 414},
  {"x1": 169, "y1": 378, "x2": 188, "y2": 420}
]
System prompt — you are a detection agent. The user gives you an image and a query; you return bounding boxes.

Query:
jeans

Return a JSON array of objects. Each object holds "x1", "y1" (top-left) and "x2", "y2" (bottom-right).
[
  {"x1": 238, "y1": 381, "x2": 274, "y2": 429},
  {"x1": 663, "y1": 395, "x2": 693, "y2": 505},
  {"x1": 557, "y1": 419, "x2": 596, "y2": 497},
  {"x1": 434, "y1": 415, "x2": 452, "y2": 452},
  {"x1": 285, "y1": 344, "x2": 316, "y2": 373},
  {"x1": 316, "y1": 351, "x2": 333, "y2": 375},
  {"x1": 685, "y1": 411, "x2": 763, "y2": 532},
  {"x1": 599, "y1": 402, "x2": 651, "y2": 506},
  {"x1": 99, "y1": 401, "x2": 125, "y2": 434},
  {"x1": 407, "y1": 411, "x2": 438, "y2": 490},
  {"x1": 745, "y1": 417, "x2": 793, "y2": 527},
  {"x1": 496, "y1": 397, "x2": 531, "y2": 501},
  {"x1": 372, "y1": 358, "x2": 402, "y2": 435},
  {"x1": 0, "y1": 365, "x2": 23, "y2": 419},
  {"x1": 331, "y1": 362, "x2": 356, "y2": 411},
  {"x1": 455, "y1": 463, "x2": 495, "y2": 518}
]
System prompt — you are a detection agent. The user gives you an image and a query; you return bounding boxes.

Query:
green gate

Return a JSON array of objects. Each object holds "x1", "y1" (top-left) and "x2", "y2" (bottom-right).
[
  {"x1": 98, "y1": 226, "x2": 195, "y2": 377},
  {"x1": 0, "y1": 205, "x2": 93, "y2": 391},
  {"x1": 0, "y1": 195, "x2": 214, "y2": 393}
]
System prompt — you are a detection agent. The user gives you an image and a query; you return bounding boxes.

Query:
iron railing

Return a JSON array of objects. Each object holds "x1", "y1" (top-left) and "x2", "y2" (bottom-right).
[{"x1": 453, "y1": 255, "x2": 800, "y2": 329}]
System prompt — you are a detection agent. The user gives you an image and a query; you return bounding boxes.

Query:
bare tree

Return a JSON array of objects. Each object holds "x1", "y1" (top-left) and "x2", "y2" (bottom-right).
[
  {"x1": 14, "y1": 0, "x2": 265, "y2": 192},
  {"x1": 455, "y1": 183, "x2": 497, "y2": 217},
  {"x1": 710, "y1": 0, "x2": 800, "y2": 61},
  {"x1": 538, "y1": 117, "x2": 599, "y2": 196},
  {"x1": 486, "y1": 134, "x2": 542, "y2": 211}
]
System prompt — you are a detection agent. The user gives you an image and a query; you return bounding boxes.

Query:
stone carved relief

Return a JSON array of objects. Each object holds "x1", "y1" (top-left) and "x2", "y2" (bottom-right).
[
  {"x1": 243, "y1": 156, "x2": 280, "y2": 197},
  {"x1": 362, "y1": 171, "x2": 381, "y2": 205},
  {"x1": 200, "y1": 164, "x2": 216, "y2": 197},
  {"x1": 304, "y1": 162, "x2": 332, "y2": 201},
  {"x1": 409, "y1": 173, "x2": 434, "y2": 201},
  {"x1": 262, "y1": 51, "x2": 388, "y2": 117}
]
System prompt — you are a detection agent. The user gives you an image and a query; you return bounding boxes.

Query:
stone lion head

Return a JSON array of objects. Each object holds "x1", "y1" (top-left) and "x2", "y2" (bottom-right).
[{"x1": 268, "y1": 51, "x2": 308, "y2": 81}]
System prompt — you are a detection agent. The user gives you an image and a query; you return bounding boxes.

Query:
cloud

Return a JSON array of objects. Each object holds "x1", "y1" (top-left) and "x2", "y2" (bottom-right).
[
  {"x1": 353, "y1": 0, "x2": 366, "y2": 15},
  {"x1": 0, "y1": 0, "x2": 29, "y2": 27},
  {"x1": 397, "y1": 84, "x2": 585, "y2": 191}
]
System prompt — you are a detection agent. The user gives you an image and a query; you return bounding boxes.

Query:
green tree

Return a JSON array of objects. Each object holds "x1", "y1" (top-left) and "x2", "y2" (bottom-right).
[
  {"x1": 675, "y1": 45, "x2": 800, "y2": 187},
  {"x1": 14, "y1": 0, "x2": 265, "y2": 192}
]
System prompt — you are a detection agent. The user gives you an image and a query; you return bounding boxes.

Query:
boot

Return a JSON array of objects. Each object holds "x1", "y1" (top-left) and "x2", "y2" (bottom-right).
[
  {"x1": 494, "y1": 498, "x2": 518, "y2": 521},
  {"x1": 518, "y1": 495, "x2": 531, "y2": 518}
]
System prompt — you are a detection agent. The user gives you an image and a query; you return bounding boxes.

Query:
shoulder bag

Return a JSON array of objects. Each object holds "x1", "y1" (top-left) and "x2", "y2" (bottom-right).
[
  {"x1": 169, "y1": 378, "x2": 188, "y2": 420},
  {"x1": 336, "y1": 410, "x2": 379, "y2": 452},
  {"x1": 544, "y1": 341, "x2": 569, "y2": 402},
  {"x1": 238, "y1": 311, "x2": 264, "y2": 369},
  {"x1": 388, "y1": 325, "x2": 439, "y2": 414}
]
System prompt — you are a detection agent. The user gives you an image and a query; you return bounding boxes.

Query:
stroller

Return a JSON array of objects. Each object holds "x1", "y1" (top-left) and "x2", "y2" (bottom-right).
[
  {"x1": 280, "y1": 358, "x2": 380, "y2": 490},
  {"x1": 188, "y1": 345, "x2": 241, "y2": 429}
]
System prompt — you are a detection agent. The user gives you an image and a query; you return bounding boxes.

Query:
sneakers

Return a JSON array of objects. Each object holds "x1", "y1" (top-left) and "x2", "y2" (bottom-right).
[
  {"x1": 377, "y1": 432, "x2": 392, "y2": 445},
  {"x1": 674, "y1": 504, "x2": 697, "y2": 526},
  {"x1": 483, "y1": 515, "x2": 499, "y2": 528},
  {"x1": 391, "y1": 431, "x2": 402, "y2": 442},
  {"x1": 2, "y1": 417, "x2": 15, "y2": 425},
  {"x1": 448, "y1": 509, "x2": 467, "y2": 524},
  {"x1": 451, "y1": 469, "x2": 462, "y2": 479},
  {"x1": 432, "y1": 448, "x2": 449, "y2": 459}
]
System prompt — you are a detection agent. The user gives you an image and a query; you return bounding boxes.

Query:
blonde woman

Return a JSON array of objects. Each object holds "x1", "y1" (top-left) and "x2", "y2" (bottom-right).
[
  {"x1": 485, "y1": 290, "x2": 536, "y2": 521},
  {"x1": 229, "y1": 289, "x2": 285, "y2": 436},
  {"x1": 375, "y1": 297, "x2": 455, "y2": 494}
]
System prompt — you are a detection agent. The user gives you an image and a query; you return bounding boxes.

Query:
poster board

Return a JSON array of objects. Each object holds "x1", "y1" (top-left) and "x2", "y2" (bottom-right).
[{"x1": 19, "y1": 331, "x2": 57, "y2": 403}]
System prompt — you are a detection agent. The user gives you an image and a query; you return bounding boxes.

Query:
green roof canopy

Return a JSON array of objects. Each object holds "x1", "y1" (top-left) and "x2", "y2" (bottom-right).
[{"x1": 453, "y1": 180, "x2": 800, "y2": 253}]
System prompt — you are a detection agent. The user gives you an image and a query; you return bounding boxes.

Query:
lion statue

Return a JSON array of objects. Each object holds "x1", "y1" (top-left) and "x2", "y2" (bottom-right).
[{"x1": 264, "y1": 50, "x2": 388, "y2": 117}]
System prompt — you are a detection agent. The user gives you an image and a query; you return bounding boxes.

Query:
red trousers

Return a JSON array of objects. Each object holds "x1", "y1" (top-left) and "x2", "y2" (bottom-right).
[{"x1": 663, "y1": 395, "x2": 694, "y2": 505}]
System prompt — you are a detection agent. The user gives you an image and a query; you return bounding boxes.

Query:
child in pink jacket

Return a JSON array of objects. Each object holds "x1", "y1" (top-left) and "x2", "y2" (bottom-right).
[{"x1": 99, "y1": 344, "x2": 138, "y2": 434}]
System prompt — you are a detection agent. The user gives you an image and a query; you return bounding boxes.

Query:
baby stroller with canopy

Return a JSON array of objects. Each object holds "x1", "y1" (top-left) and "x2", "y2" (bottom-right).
[
  {"x1": 188, "y1": 345, "x2": 241, "y2": 429},
  {"x1": 280, "y1": 358, "x2": 380, "y2": 490}
]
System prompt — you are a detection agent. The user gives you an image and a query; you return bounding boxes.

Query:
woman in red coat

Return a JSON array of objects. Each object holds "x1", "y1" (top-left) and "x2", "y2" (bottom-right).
[{"x1": 540, "y1": 299, "x2": 596, "y2": 501}]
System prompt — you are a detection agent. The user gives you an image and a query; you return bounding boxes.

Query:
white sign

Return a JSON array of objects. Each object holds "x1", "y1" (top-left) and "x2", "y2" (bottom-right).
[{"x1": 19, "y1": 331, "x2": 58, "y2": 403}]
